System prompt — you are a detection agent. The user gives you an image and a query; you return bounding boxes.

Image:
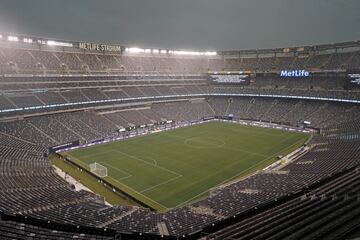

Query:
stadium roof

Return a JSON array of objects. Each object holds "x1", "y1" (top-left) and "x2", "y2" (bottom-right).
[{"x1": 0, "y1": 0, "x2": 359, "y2": 50}]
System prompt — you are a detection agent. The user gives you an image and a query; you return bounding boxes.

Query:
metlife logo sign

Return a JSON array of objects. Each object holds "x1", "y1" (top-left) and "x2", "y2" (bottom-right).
[{"x1": 280, "y1": 70, "x2": 310, "y2": 77}]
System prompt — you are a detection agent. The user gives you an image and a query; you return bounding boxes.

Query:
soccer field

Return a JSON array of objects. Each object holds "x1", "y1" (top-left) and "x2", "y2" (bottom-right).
[{"x1": 63, "y1": 122, "x2": 309, "y2": 211}]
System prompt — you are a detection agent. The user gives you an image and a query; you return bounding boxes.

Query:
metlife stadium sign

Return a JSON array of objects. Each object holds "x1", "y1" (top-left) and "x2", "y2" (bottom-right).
[
  {"x1": 280, "y1": 70, "x2": 310, "y2": 77},
  {"x1": 79, "y1": 42, "x2": 121, "y2": 52}
]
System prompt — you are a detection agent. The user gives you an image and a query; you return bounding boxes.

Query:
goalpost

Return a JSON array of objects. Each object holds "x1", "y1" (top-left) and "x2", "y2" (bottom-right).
[{"x1": 89, "y1": 162, "x2": 108, "y2": 178}]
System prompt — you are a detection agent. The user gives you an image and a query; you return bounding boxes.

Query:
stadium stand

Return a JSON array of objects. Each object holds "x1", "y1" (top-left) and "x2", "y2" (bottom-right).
[{"x1": 0, "y1": 36, "x2": 359, "y2": 239}]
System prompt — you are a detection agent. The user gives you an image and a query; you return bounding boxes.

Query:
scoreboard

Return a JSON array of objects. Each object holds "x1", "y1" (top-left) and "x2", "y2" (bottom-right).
[
  {"x1": 208, "y1": 71, "x2": 251, "y2": 85},
  {"x1": 346, "y1": 70, "x2": 360, "y2": 88}
]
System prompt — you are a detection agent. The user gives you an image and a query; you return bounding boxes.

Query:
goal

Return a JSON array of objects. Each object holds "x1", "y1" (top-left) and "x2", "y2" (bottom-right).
[{"x1": 89, "y1": 162, "x2": 108, "y2": 178}]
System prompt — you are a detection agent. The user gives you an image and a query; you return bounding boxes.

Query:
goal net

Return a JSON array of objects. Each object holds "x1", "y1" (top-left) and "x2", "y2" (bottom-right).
[{"x1": 89, "y1": 162, "x2": 108, "y2": 178}]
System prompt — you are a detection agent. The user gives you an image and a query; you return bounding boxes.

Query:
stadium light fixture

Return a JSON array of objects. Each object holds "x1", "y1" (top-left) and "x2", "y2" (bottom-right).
[
  {"x1": 37, "y1": 39, "x2": 46, "y2": 45},
  {"x1": 23, "y1": 38, "x2": 33, "y2": 43},
  {"x1": 47, "y1": 40, "x2": 73, "y2": 47},
  {"x1": 170, "y1": 50, "x2": 217, "y2": 56},
  {"x1": 123, "y1": 46, "x2": 216, "y2": 56},
  {"x1": 8, "y1": 36, "x2": 19, "y2": 42},
  {"x1": 126, "y1": 47, "x2": 145, "y2": 53},
  {"x1": 0, "y1": 35, "x2": 2, "y2": 39},
  {"x1": 47, "y1": 40, "x2": 56, "y2": 46},
  {"x1": 204, "y1": 51, "x2": 217, "y2": 56}
]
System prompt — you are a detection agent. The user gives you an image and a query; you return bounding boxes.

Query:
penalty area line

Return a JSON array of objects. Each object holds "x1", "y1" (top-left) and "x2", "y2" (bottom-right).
[
  {"x1": 113, "y1": 150, "x2": 182, "y2": 177},
  {"x1": 139, "y1": 174, "x2": 183, "y2": 194},
  {"x1": 100, "y1": 162, "x2": 133, "y2": 180}
]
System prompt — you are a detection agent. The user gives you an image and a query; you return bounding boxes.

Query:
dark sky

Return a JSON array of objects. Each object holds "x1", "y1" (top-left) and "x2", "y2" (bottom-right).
[{"x1": 0, "y1": 0, "x2": 359, "y2": 50}]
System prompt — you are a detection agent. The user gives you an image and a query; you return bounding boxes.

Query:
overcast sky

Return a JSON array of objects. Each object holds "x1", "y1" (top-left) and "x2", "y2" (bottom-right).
[{"x1": 0, "y1": 0, "x2": 359, "y2": 50}]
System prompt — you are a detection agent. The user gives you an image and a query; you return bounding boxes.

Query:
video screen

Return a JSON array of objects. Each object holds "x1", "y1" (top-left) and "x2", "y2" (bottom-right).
[
  {"x1": 209, "y1": 71, "x2": 250, "y2": 85},
  {"x1": 346, "y1": 70, "x2": 360, "y2": 88}
]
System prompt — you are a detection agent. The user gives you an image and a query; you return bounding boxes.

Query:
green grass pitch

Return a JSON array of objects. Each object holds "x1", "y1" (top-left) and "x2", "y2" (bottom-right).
[{"x1": 63, "y1": 121, "x2": 309, "y2": 211}]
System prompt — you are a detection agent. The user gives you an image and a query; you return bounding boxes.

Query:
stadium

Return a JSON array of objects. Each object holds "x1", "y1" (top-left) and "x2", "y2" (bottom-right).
[{"x1": 0, "y1": 2, "x2": 360, "y2": 239}]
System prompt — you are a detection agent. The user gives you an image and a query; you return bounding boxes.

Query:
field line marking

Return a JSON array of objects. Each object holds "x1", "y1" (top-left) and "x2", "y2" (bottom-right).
[
  {"x1": 165, "y1": 131, "x2": 267, "y2": 157},
  {"x1": 63, "y1": 153, "x2": 90, "y2": 169},
  {"x1": 184, "y1": 137, "x2": 225, "y2": 148},
  {"x1": 216, "y1": 135, "x2": 308, "y2": 186},
  {"x1": 100, "y1": 162, "x2": 133, "y2": 180},
  {"x1": 113, "y1": 150, "x2": 182, "y2": 177},
  {"x1": 73, "y1": 151, "x2": 110, "y2": 160},
  {"x1": 163, "y1": 132, "x2": 223, "y2": 147},
  {"x1": 139, "y1": 174, "x2": 183, "y2": 193},
  {"x1": 138, "y1": 155, "x2": 158, "y2": 167},
  {"x1": 172, "y1": 135, "x2": 308, "y2": 208},
  {"x1": 216, "y1": 123, "x2": 284, "y2": 137},
  {"x1": 118, "y1": 175, "x2": 133, "y2": 180},
  {"x1": 107, "y1": 175, "x2": 169, "y2": 210},
  {"x1": 221, "y1": 145, "x2": 267, "y2": 157},
  {"x1": 63, "y1": 151, "x2": 169, "y2": 209}
]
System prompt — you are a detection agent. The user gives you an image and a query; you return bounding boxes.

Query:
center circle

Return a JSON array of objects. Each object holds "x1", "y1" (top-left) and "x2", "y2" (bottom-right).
[{"x1": 184, "y1": 137, "x2": 225, "y2": 149}]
